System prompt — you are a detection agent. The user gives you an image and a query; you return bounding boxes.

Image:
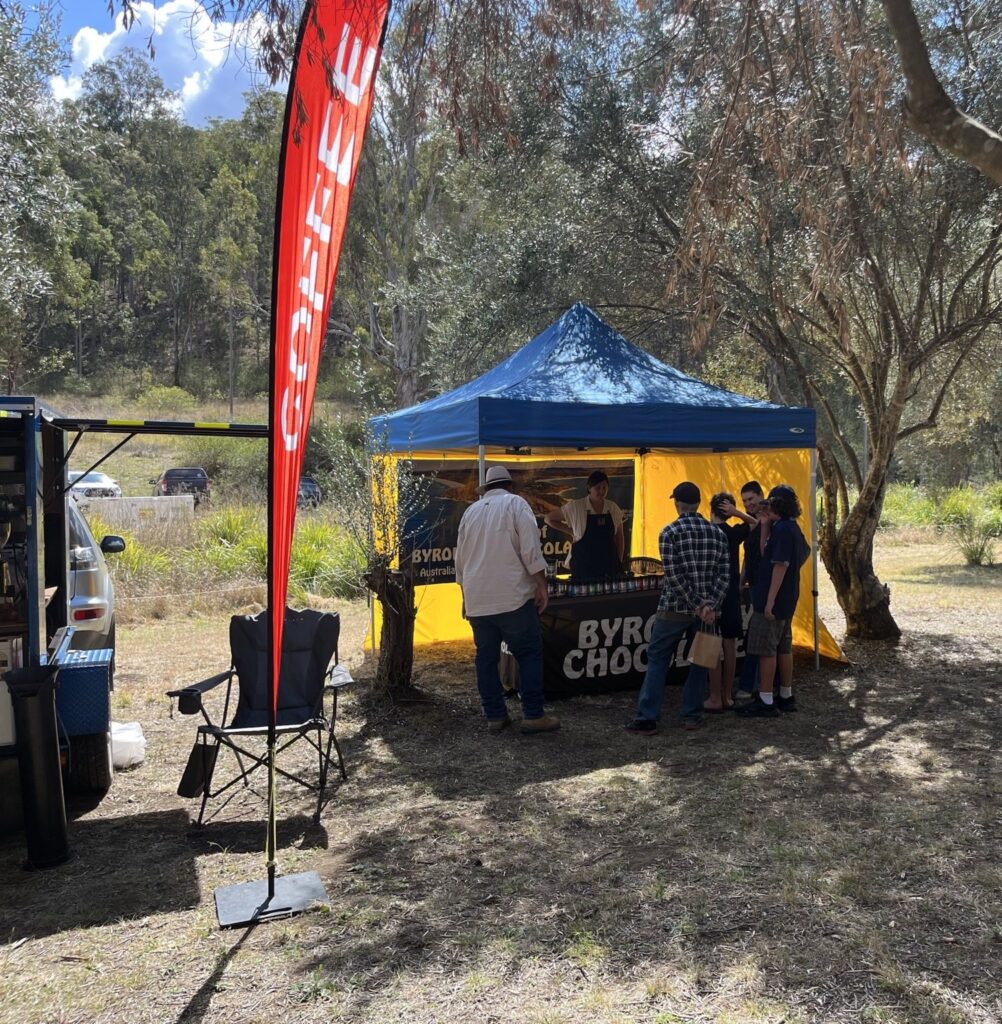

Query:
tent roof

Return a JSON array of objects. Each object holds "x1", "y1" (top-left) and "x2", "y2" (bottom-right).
[{"x1": 371, "y1": 303, "x2": 815, "y2": 450}]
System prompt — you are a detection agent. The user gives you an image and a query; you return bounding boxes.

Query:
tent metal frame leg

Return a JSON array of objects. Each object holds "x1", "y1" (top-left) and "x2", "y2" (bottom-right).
[{"x1": 810, "y1": 448, "x2": 820, "y2": 670}]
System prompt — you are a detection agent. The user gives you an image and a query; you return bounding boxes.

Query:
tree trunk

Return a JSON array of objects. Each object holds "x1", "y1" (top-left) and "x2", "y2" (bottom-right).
[
  {"x1": 819, "y1": 428, "x2": 902, "y2": 640},
  {"x1": 227, "y1": 302, "x2": 235, "y2": 420},
  {"x1": 392, "y1": 303, "x2": 427, "y2": 408},
  {"x1": 823, "y1": 499, "x2": 900, "y2": 639},
  {"x1": 367, "y1": 561, "x2": 417, "y2": 695}
]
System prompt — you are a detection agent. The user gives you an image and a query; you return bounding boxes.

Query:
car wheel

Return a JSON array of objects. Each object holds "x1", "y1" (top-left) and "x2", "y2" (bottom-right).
[{"x1": 65, "y1": 731, "x2": 113, "y2": 794}]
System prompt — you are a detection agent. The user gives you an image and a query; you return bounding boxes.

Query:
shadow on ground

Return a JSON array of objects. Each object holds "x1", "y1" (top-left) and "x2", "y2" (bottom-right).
[
  {"x1": 0, "y1": 809, "x2": 200, "y2": 940},
  {"x1": 292, "y1": 630, "x2": 1002, "y2": 1023}
]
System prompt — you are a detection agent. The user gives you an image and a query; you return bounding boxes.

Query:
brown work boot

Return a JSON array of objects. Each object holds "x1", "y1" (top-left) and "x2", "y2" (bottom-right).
[
  {"x1": 487, "y1": 715, "x2": 512, "y2": 734},
  {"x1": 520, "y1": 714, "x2": 560, "y2": 735}
]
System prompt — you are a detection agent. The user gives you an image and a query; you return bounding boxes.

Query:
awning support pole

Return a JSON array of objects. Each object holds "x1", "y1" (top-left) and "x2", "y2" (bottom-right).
[
  {"x1": 477, "y1": 446, "x2": 486, "y2": 488},
  {"x1": 810, "y1": 448, "x2": 820, "y2": 670}
]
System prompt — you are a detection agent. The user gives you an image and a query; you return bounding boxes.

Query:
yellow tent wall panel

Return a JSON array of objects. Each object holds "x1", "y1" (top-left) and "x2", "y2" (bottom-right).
[
  {"x1": 639, "y1": 449, "x2": 841, "y2": 661},
  {"x1": 369, "y1": 447, "x2": 843, "y2": 661}
]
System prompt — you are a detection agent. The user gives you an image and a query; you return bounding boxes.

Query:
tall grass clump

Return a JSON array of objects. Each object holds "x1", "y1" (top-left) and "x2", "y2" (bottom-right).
[
  {"x1": 954, "y1": 519, "x2": 998, "y2": 566},
  {"x1": 136, "y1": 385, "x2": 197, "y2": 416},
  {"x1": 288, "y1": 518, "x2": 366, "y2": 600},
  {"x1": 935, "y1": 485, "x2": 978, "y2": 527}
]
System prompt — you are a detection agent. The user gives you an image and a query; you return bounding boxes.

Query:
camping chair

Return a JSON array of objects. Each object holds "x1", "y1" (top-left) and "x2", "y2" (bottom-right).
[{"x1": 167, "y1": 608, "x2": 352, "y2": 826}]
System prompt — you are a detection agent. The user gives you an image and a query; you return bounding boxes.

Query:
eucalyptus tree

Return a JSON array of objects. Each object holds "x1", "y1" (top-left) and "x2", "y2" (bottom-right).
[
  {"x1": 646, "y1": 1, "x2": 1002, "y2": 637},
  {"x1": 0, "y1": 5, "x2": 76, "y2": 391}
]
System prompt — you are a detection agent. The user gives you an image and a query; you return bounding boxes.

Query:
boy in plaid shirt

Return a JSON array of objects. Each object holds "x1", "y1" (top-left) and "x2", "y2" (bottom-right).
[{"x1": 625, "y1": 482, "x2": 730, "y2": 734}]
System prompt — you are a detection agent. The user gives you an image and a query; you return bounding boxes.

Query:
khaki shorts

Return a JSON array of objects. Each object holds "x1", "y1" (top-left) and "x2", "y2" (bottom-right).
[{"x1": 746, "y1": 612, "x2": 793, "y2": 657}]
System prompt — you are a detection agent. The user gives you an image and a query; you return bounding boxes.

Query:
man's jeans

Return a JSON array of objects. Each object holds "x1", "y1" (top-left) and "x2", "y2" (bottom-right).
[
  {"x1": 737, "y1": 651, "x2": 759, "y2": 693},
  {"x1": 469, "y1": 599, "x2": 545, "y2": 720},
  {"x1": 636, "y1": 615, "x2": 708, "y2": 724}
]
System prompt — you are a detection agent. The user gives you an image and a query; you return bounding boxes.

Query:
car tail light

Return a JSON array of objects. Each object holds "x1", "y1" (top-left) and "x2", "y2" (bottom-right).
[{"x1": 73, "y1": 608, "x2": 102, "y2": 621}]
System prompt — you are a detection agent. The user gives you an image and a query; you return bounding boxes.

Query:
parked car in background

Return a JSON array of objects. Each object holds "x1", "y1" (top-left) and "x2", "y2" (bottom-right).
[
  {"x1": 69, "y1": 470, "x2": 122, "y2": 499},
  {"x1": 152, "y1": 467, "x2": 210, "y2": 505},
  {"x1": 298, "y1": 476, "x2": 322, "y2": 508},
  {"x1": 68, "y1": 499, "x2": 125, "y2": 669}
]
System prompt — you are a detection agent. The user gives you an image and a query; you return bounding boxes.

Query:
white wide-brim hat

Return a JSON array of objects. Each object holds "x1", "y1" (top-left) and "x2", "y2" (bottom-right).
[{"x1": 476, "y1": 465, "x2": 513, "y2": 494}]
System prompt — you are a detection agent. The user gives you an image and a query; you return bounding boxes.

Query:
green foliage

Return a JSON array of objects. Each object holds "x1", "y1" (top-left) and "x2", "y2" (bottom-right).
[
  {"x1": 879, "y1": 485, "x2": 937, "y2": 529},
  {"x1": 881, "y1": 483, "x2": 1002, "y2": 532},
  {"x1": 983, "y1": 482, "x2": 1002, "y2": 509},
  {"x1": 197, "y1": 506, "x2": 261, "y2": 546},
  {"x1": 935, "y1": 486, "x2": 978, "y2": 527},
  {"x1": 136, "y1": 385, "x2": 197, "y2": 416},
  {"x1": 289, "y1": 519, "x2": 366, "y2": 600},
  {"x1": 99, "y1": 504, "x2": 365, "y2": 601}
]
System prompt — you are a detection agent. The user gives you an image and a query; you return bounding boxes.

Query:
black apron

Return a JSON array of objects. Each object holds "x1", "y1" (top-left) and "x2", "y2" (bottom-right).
[{"x1": 570, "y1": 509, "x2": 621, "y2": 580}]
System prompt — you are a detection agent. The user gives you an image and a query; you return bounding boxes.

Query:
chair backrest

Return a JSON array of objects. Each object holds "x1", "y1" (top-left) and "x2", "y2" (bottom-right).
[{"x1": 228, "y1": 608, "x2": 340, "y2": 727}]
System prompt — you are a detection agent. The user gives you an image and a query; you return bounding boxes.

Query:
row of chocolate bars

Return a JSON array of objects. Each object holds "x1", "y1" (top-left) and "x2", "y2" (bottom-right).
[{"x1": 547, "y1": 574, "x2": 664, "y2": 598}]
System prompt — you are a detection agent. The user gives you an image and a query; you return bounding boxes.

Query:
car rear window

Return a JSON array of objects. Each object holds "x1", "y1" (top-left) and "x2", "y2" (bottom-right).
[{"x1": 166, "y1": 469, "x2": 207, "y2": 480}]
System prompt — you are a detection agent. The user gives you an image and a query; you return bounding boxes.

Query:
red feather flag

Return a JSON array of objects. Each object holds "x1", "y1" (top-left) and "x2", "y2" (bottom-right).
[{"x1": 268, "y1": 0, "x2": 389, "y2": 717}]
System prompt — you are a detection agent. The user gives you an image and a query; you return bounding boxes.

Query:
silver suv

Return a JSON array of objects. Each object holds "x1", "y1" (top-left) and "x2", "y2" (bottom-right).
[{"x1": 68, "y1": 501, "x2": 125, "y2": 670}]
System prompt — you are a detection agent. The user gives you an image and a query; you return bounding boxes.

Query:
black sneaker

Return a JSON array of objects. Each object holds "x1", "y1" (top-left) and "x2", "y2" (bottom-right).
[
  {"x1": 775, "y1": 694, "x2": 797, "y2": 713},
  {"x1": 735, "y1": 696, "x2": 780, "y2": 718},
  {"x1": 625, "y1": 718, "x2": 658, "y2": 735}
]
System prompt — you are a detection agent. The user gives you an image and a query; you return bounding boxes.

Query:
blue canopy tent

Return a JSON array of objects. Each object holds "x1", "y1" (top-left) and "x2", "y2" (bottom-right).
[
  {"x1": 372, "y1": 303, "x2": 815, "y2": 450},
  {"x1": 369, "y1": 304, "x2": 840, "y2": 661}
]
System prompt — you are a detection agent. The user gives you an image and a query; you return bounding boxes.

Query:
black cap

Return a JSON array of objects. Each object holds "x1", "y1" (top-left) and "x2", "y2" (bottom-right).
[{"x1": 671, "y1": 481, "x2": 701, "y2": 504}]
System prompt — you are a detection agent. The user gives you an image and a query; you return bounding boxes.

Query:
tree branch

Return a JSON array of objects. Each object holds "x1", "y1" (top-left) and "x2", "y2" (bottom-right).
[{"x1": 881, "y1": 0, "x2": 1002, "y2": 186}]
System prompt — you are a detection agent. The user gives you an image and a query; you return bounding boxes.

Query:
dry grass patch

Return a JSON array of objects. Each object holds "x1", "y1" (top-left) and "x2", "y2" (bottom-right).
[{"x1": 1, "y1": 538, "x2": 1001, "y2": 1023}]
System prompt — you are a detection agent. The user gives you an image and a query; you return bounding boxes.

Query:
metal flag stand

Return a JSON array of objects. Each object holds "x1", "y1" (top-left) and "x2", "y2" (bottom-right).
[{"x1": 213, "y1": 746, "x2": 327, "y2": 928}]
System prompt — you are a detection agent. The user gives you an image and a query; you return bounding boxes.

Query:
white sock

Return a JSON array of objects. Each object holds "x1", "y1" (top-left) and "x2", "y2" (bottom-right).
[
  {"x1": 780, "y1": 686, "x2": 792, "y2": 699},
  {"x1": 760, "y1": 691, "x2": 774, "y2": 705}
]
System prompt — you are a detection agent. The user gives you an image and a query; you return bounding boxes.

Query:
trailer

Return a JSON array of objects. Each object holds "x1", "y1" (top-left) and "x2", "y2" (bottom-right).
[{"x1": 0, "y1": 400, "x2": 266, "y2": 834}]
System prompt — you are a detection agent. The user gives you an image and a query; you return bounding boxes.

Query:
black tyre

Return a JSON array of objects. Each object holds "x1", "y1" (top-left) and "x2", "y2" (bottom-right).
[{"x1": 65, "y1": 731, "x2": 113, "y2": 794}]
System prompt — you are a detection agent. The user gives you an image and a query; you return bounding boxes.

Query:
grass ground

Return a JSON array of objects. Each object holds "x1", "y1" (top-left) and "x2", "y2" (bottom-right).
[{"x1": 0, "y1": 535, "x2": 1000, "y2": 1024}]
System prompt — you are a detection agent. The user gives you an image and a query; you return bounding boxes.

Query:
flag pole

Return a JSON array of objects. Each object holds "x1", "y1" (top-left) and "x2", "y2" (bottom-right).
[{"x1": 213, "y1": 0, "x2": 391, "y2": 927}]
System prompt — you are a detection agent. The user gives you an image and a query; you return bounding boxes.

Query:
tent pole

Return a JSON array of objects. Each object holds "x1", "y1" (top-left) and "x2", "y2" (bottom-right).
[
  {"x1": 810, "y1": 448, "x2": 820, "y2": 670},
  {"x1": 478, "y1": 445, "x2": 486, "y2": 488}
]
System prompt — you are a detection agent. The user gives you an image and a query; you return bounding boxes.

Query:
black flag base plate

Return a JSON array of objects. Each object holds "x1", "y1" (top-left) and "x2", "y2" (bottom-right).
[{"x1": 215, "y1": 871, "x2": 328, "y2": 928}]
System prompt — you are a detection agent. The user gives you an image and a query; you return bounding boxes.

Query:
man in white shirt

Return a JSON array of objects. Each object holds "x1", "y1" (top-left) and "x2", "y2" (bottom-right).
[{"x1": 455, "y1": 465, "x2": 561, "y2": 734}]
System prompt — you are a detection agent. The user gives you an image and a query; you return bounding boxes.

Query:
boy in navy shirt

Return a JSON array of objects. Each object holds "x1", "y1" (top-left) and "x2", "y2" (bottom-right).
[{"x1": 737, "y1": 484, "x2": 809, "y2": 718}]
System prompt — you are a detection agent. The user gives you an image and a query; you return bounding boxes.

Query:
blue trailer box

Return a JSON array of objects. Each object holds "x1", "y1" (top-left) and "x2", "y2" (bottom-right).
[{"x1": 55, "y1": 649, "x2": 113, "y2": 737}]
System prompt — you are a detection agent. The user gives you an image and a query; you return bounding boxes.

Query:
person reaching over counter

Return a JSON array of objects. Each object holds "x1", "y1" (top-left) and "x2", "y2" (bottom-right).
[{"x1": 544, "y1": 469, "x2": 625, "y2": 580}]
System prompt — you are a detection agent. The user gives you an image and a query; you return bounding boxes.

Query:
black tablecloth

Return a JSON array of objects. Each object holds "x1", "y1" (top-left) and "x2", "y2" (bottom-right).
[{"x1": 500, "y1": 590, "x2": 694, "y2": 699}]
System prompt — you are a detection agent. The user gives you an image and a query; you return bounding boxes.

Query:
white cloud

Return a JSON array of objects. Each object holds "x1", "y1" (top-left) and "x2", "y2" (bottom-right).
[{"x1": 50, "y1": 1, "x2": 280, "y2": 124}]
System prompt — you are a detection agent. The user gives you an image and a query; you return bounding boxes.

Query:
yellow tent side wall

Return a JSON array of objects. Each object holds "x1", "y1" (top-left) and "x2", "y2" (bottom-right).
[
  {"x1": 638, "y1": 449, "x2": 842, "y2": 661},
  {"x1": 368, "y1": 447, "x2": 843, "y2": 661}
]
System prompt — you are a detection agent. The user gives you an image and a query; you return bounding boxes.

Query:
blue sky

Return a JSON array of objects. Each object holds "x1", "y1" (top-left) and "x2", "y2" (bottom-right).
[{"x1": 48, "y1": 1, "x2": 283, "y2": 124}]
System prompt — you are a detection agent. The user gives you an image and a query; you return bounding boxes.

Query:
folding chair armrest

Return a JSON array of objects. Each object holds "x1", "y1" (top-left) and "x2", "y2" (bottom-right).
[{"x1": 167, "y1": 669, "x2": 234, "y2": 715}]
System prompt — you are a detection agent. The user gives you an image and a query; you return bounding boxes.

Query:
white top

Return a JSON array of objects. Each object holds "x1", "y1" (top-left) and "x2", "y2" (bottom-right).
[
  {"x1": 561, "y1": 496, "x2": 624, "y2": 541},
  {"x1": 455, "y1": 490, "x2": 547, "y2": 617}
]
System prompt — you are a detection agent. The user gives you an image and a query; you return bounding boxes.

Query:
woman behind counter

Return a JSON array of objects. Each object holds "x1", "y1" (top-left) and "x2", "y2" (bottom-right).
[{"x1": 544, "y1": 470, "x2": 625, "y2": 580}]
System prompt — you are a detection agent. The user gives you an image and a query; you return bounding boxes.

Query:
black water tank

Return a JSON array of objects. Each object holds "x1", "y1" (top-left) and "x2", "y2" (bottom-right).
[{"x1": 4, "y1": 664, "x2": 70, "y2": 869}]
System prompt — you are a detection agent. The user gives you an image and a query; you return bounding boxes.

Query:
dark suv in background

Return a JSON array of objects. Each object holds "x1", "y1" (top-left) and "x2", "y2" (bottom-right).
[
  {"x1": 152, "y1": 467, "x2": 210, "y2": 505},
  {"x1": 297, "y1": 476, "x2": 322, "y2": 508}
]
